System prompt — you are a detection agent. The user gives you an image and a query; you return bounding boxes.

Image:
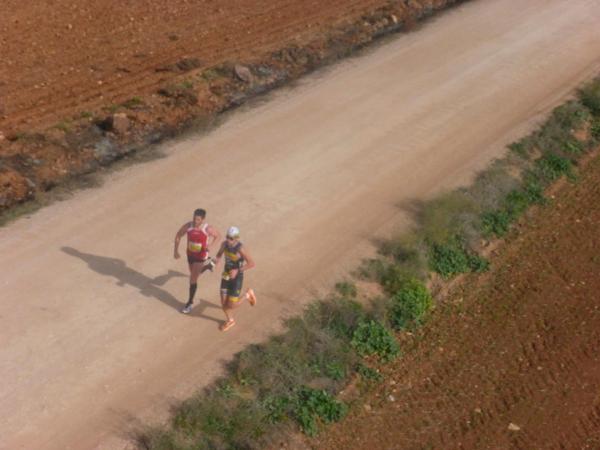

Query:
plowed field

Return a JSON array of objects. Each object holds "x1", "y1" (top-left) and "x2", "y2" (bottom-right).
[
  {"x1": 1, "y1": 0, "x2": 462, "y2": 212},
  {"x1": 317, "y1": 153, "x2": 600, "y2": 449},
  {"x1": 1, "y1": 0, "x2": 387, "y2": 132}
]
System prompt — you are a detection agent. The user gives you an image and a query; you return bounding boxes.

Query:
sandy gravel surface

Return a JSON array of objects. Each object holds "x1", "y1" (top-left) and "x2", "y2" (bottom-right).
[{"x1": 1, "y1": 0, "x2": 600, "y2": 448}]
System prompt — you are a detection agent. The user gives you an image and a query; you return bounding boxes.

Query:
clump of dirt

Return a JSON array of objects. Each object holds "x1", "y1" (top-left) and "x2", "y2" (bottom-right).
[
  {"x1": 315, "y1": 152, "x2": 600, "y2": 449},
  {"x1": 0, "y1": 0, "x2": 466, "y2": 217}
]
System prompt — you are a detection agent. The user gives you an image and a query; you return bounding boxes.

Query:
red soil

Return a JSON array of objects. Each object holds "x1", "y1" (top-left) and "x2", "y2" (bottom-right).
[{"x1": 317, "y1": 153, "x2": 600, "y2": 449}]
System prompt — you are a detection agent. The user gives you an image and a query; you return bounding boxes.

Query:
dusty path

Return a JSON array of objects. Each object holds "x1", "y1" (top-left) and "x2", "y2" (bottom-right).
[{"x1": 1, "y1": 1, "x2": 600, "y2": 449}]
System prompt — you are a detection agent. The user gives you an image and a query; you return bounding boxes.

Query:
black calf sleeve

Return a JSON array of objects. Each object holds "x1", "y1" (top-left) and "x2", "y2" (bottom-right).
[{"x1": 188, "y1": 283, "x2": 198, "y2": 302}]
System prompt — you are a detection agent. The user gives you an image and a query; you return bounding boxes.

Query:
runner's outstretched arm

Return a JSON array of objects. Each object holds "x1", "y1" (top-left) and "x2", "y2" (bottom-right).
[{"x1": 173, "y1": 222, "x2": 189, "y2": 259}]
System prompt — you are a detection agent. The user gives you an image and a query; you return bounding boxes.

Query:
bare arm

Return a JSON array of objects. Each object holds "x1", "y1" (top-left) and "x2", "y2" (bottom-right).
[
  {"x1": 239, "y1": 246, "x2": 255, "y2": 273},
  {"x1": 206, "y1": 225, "x2": 222, "y2": 253},
  {"x1": 214, "y1": 241, "x2": 226, "y2": 266},
  {"x1": 173, "y1": 222, "x2": 189, "y2": 259}
]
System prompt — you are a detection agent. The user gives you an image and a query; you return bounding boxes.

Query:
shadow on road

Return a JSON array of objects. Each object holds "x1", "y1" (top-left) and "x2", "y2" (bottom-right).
[{"x1": 61, "y1": 246, "x2": 222, "y2": 324}]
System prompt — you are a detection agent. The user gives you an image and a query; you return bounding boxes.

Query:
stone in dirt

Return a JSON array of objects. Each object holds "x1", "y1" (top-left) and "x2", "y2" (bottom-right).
[
  {"x1": 111, "y1": 113, "x2": 130, "y2": 134},
  {"x1": 234, "y1": 64, "x2": 254, "y2": 84}
]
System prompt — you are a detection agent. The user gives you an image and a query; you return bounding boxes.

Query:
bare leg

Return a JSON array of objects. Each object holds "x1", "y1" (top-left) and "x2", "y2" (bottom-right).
[
  {"x1": 182, "y1": 263, "x2": 208, "y2": 313},
  {"x1": 220, "y1": 290, "x2": 244, "y2": 331}
]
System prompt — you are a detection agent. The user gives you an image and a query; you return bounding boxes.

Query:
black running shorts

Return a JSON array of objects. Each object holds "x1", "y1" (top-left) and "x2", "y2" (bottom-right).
[{"x1": 221, "y1": 272, "x2": 244, "y2": 300}]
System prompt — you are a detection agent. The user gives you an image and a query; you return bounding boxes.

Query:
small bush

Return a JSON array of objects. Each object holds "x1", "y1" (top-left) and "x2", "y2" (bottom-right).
[
  {"x1": 262, "y1": 395, "x2": 292, "y2": 425},
  {"x1": 389, "y1": 279, "x2": 433, "y2": 330},
  {"x1": 428, "y1": 239, "x2": 488, "y2": 278},
  {"x1": 578, "y1": 77, "x2": 600, "y2": 116},
  {"x1": 293, "y1": 387, "x2": 348, "y2": 436},
  {"x1": 481, "y1": 210, "x2": 511, "y2": 236},
  {"x1": 351, "y1": 319, "x2": 400, "y2": 361},
  {"x1": 480, "y1": 180, "x2": 544, "y2": 237},
  {"x1": 535, "y1": 153, "x2": 574, "y2": 183}
]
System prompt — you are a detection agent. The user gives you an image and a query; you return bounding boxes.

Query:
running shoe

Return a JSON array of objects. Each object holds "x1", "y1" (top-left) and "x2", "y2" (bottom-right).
[
  {"x1": 181, "y1": 302, "x2": 193, "y2": 314},
  {"x1": 204, "y1": 258, "x2": 216, "y2": 272}
]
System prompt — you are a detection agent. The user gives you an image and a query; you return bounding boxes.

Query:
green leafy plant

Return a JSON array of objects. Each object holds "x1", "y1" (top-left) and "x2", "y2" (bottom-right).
[
  {"x1": 389, "y1": 278, "x2": 432, "y2": 330},
  {"x1": 578, "y1": 77, "x2": 600, "y2": 116},
  {"x1": 351, "y1": 319, "x2": 399, "y2": 361},
  {"x1": 429, "y1": 240, "x2": 488, "y2": 278},
  {"x1": 293, "y1": 387, "x2": 348, "y2": 436},
  {"x1": 535, "y1": 153, "x2": 574, "y2": 183}
]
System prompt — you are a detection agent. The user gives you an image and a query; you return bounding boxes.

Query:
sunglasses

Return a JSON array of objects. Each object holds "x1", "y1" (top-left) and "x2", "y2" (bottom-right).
[{"x1": 226, "y1": 236, "x2": 238, "y2": 240}]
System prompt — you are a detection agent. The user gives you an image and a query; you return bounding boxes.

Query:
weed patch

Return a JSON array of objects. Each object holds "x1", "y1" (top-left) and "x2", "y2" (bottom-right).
[
  {"x1": 122, "y1": 96, "x2": 145, "y2": 109},
  {"x1": 293, "y1": 387, "x2": 348, "y2": 437},
  {"x1": 534, "y1": 153, "x2": 574, "y2": 183},
  {"x1": 389, "y1": 278, "x2": 432, "y2": 330},
  {"x1": 428, "y1": 239, "x2": 489, "y2": 278},
  {"x1": 351, "y1": 319, "x2": 400, "y2": 361},
  {"x1": 578, "y1": 76, "x2": 600, "y2": 116}
]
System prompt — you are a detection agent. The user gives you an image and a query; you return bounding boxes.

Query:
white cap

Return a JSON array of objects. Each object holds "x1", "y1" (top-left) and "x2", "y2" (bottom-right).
[{"x1": 226, "y1": 226, "x2": 240, "y2": 238}]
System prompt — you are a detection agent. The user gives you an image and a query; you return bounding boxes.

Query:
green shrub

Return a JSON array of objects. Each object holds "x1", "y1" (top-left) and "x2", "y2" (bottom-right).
[
  {"x1": 480, "y1": 181, "x2": 544, "y2": 237},
  {"x1": 578, "y1": 77, "x2": 600, "y2": 116},
  {"x1": 468, "y1": 253, "x2": 490, "y2": 273},
  {"x1": 293, "y1": 387, "x2": 348, "y2": 436},
  {"x1": 481, "y1": 210, "x2": 511, "y2": 237},
  {"x1": 262, "y1": 395, "x2": 292, "y2": 424},
  {"x1": 429, "y1": 240, "x2": 489, "y2": 278},
  {"x1": 389, "y1": 279, "x2": 433, "y2": 330},
  {"x1": 535, "y1": 153, "x2": 574, "y2": 183},
  {"x1": 351, "y1": 319, "x2": 399, "y2": 361}
]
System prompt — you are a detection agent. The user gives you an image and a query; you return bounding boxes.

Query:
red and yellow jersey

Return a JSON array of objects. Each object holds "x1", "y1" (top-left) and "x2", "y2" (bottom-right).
[{"x1": 186, "y1": 223, "x2": 209, "y2": 258}]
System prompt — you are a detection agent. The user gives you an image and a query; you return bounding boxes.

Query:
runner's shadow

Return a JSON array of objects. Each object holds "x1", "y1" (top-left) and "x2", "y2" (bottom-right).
[{"x1": 61, "y1": 246, "x2": 222, "y2": 323}]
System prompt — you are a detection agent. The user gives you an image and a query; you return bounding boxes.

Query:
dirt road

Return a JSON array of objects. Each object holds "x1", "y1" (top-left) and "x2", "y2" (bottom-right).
[{"x1": 1, "y1": 1, "x2": 600, "y2": 448}]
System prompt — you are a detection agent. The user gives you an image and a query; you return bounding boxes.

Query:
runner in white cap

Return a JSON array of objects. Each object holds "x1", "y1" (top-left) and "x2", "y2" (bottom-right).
[{"x1": 213, "y1": 226, "x2": 256, "y2": 331}]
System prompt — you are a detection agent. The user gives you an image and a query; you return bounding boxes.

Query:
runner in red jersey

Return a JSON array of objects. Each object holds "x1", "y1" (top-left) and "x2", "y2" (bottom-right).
[{"x1": 174, "y1": 208, "x2": 221, "y2": 314}]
